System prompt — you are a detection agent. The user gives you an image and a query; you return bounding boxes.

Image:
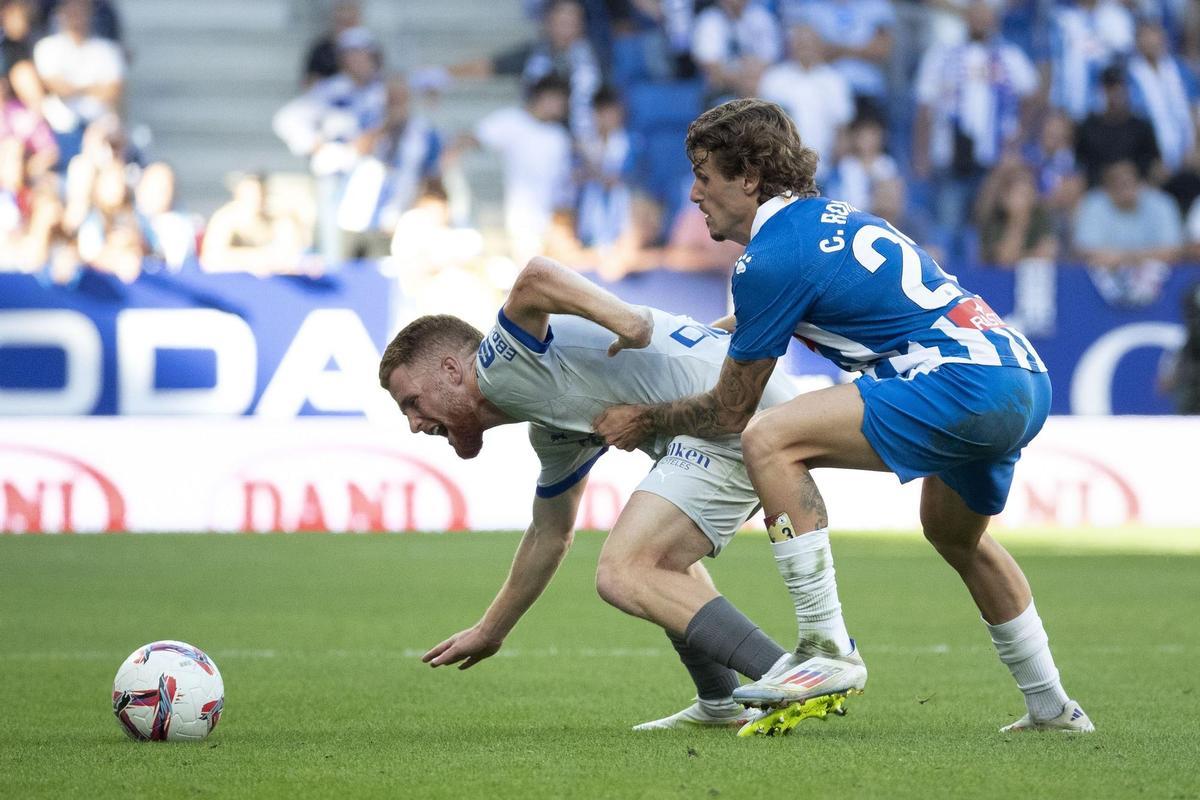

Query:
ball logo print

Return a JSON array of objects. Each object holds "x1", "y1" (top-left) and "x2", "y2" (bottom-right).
[
  {"x1": 112, "y1": 640, "x2": 224, "y2": 742},
  {"x1": 132, "y1": 641, "x2": 218, "y2": 676}
]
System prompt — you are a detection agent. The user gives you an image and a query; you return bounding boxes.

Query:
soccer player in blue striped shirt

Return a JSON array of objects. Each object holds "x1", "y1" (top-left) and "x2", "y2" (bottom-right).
[{"x1": 595, "y1": 99, "x2": 1093, "y2": 734}]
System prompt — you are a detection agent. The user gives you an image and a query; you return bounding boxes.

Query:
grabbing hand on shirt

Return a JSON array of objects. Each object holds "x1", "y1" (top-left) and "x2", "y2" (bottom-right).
[{"x1": 593, "y1": 404, "x2": 653, "y2": 451}]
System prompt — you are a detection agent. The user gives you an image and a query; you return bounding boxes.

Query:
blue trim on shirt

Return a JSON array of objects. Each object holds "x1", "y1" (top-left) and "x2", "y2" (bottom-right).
[
  {"x1": 535, "y1": 447, "x2": 607, "y2": 498},
  {"x1": 497, "y1": 308, "x2": 553, "y2": 354}
]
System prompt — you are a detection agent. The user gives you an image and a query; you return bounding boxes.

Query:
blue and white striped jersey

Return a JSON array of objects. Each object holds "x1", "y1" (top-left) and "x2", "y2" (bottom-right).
[{"x1": 728, "y1": 197, "x2": 1046, "y2": 380}]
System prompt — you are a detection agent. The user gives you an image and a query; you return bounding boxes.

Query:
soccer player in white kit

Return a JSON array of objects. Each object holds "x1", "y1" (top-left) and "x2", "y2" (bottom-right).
[{"x1": 382, "y1": 256, "x2": 863, "y2": 733}]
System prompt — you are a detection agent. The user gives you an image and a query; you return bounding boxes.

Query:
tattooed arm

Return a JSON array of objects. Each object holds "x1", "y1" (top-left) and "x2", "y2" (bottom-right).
[{"x1": 592, "y1": 355, "x2": 778, "y2": 450}]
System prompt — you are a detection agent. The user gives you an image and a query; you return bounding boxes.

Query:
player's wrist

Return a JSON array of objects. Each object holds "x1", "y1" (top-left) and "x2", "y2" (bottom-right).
[
  {"x1": 475, "y1": 619, "x2": 509, "y2": 643},
  {"x1": 617, "y1": 306, "x2": 652, "y2": 346}
]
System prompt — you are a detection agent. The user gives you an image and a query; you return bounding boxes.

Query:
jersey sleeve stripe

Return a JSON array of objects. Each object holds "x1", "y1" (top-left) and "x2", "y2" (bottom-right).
[
  {"x1": 535, "y1": 447, "x2": 608, "y2": 498},
  {"x1": 497, "y1": 308, "x2": 554, "y2": 354}
]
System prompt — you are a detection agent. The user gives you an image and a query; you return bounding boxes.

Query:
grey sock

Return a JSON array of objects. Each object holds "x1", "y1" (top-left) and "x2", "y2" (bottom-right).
[
  {"x1": 666, "y1": 630, "x2": 740, "y2": 701},
  {"x1": 684, "y1": 596, "x2": 787, "y2": 681}
]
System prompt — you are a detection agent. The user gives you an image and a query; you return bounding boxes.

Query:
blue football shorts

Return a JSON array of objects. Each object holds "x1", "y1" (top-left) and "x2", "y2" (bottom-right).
[{"x1": 854, "y1": 363, "x2": 1052, "y2": 516}]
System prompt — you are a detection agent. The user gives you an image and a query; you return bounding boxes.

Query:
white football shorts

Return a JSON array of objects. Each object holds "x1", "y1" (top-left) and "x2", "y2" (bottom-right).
[{"x1": 634, "y1": 435, "x2": 760, "y2": 557}]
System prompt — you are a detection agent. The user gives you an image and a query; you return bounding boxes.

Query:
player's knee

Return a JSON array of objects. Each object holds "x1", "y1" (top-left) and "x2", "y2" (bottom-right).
[
  {"x1": 922, "y1": 525, "x2": 975, "y2": 571},
  {"x1": 740, "y1": 415, "x2": 778, "y2": 470},
  {"x1": 594, "y1": 557, "x2": 634, "y2": 610}
]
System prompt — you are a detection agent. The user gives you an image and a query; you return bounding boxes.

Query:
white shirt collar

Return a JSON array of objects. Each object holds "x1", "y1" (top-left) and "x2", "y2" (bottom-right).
[{"x1": 750, "y1": 194, "x2": 799, "y2": 241}]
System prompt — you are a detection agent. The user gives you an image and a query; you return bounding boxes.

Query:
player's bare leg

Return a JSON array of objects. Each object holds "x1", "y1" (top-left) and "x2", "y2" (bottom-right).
[
  {"x1": 921, "y1": 477, "x2": 1092, "y2": 732},
  {"x1": 596, "y1": 491, "x2": 786, "y2": 730},
  {"x1": 919, "y1": 476, "x2": 1029, "y2": 623},
  {"x1": 741, "y1": 383, "x2": 890, "y2": 529},
  {"x1": 596, "y1": 492, "x2": 719, "y2": 633}
]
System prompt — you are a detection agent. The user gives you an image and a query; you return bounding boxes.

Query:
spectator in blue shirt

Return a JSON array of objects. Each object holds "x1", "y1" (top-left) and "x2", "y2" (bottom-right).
[
  {"x1": 576, "y1": 85, "x2": 634, "y2": 250},
  {"x1": 1074, "y1": 159, "x2": 1183, "y2": 306}
]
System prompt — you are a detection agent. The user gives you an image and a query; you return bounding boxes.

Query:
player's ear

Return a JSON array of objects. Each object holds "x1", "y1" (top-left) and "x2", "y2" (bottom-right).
[
  {"x1": 442, "y1": 355, "x2": 464, "y2": 385},
  {"x1": 741, "y1": 171, "x2": 762, "y2": 198}
]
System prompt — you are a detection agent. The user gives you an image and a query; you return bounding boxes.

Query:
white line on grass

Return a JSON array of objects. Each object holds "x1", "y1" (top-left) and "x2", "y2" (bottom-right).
[{"x1": 0, "y1": 643, "x2": 1189, "y2": 660}]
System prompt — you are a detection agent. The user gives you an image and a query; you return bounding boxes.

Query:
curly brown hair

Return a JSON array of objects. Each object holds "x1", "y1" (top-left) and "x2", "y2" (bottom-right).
[
  {"x1": 685, "y1": 99, "x2": 819, "y2": 203},
  {"x1": 378, "y1": 315, "x2": 484, "y2": 389}
]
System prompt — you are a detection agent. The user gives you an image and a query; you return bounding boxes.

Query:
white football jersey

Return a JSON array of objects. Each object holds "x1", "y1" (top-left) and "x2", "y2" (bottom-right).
[{"x1": 474, "y1": 307, "x2": 798, "y2": 497}]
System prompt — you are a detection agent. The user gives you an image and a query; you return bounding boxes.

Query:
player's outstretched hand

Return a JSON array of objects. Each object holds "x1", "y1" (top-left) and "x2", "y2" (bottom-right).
[
  {"x1": 607, "y1": 305, "x2": 654, "y2": 357},
  {"x1": 421, "y1": 626, "x2": 503, "y2": 670},
  {"x1": 593, "y1": 404, "x2": 651, "y2": 451}
]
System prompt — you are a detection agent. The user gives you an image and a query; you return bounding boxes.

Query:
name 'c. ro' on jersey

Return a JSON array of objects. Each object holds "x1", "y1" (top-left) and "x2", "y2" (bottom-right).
[{"x1": 727, "y1": 196, "x2": 1046, "y2": 379}]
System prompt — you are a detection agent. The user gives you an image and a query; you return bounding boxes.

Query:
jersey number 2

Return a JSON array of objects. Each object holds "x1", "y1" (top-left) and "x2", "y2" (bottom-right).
[{"x1": 851, "y1": 224, "x2": 962, "y2": 310}]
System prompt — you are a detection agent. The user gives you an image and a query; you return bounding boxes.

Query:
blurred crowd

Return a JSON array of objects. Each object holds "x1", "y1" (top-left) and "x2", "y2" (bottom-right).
[{"x1": 3, "y1": 0, "x2": 1200, "y2": 316}]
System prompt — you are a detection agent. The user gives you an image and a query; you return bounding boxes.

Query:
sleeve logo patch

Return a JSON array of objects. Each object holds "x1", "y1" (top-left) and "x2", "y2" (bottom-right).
[{"x1": 947, "y1": 298, "x2": 1005, "y2": 330}]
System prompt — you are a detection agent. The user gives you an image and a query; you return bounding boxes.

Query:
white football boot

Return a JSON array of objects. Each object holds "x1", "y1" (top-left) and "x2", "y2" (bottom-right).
[
  {"x1": 1000, "y1": 700, "x2": 1095, "y2": 733},
  {"x1": 633, "y1": 699, "x2": 763, "y2": 731},
  {"x1": 734, "y1": 642, "x2": 867, "y2": 737},
  {"x1": 734, "y1": 641, "x2": 867, "y2": 708}
]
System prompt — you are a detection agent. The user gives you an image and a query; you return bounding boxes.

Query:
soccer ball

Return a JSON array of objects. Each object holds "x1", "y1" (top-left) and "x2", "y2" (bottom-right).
[{"x1": 112, "y1": 640, "x2": 224, "y2": 742}]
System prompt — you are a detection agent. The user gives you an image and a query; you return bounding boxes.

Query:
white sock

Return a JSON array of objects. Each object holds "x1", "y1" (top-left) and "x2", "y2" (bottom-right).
[
  {"x1": 986, "y1": 600, "x2": 1070, "y2": 721},
  {"x1": 770, "y1": 527, "x2": 853, "y2": 657}
]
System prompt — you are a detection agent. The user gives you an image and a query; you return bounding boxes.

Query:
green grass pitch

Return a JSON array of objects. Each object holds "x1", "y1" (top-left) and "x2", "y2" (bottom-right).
[{"x1": 1, "y1": 531, "x2": 1198, "y2": 799}]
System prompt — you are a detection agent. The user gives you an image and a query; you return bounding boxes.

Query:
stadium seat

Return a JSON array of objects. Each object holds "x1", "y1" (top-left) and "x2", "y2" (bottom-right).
[
  {"x1": 640, "y1": 130, "x2": 691, "y2": 202},
  {"x1": 625, "y1": 80, "x2": 704, "y2": 133},
  {"x1": 611, "y1": 34, "x2": 650, "y2": 87}
]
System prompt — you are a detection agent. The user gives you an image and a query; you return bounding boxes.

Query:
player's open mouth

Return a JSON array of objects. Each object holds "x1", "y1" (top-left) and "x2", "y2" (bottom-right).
[{"x1": 430, "y1": 424, "x2": 447, "y2": 437}]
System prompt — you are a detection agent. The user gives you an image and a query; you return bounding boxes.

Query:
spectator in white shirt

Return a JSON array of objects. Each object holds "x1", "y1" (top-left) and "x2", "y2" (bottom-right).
[
  {"x1": 337, "y1": 74, "x2": 442, "y2": 259},
  {"x1": 691, "y1": 0, "x2": 781, "y2": 101},
  {"x1": 1047, "y1": 0, "x2": 1134, "y2": 121},
  {"x1": 1127, "y1": 19, "x2": 1196, "y2": 174},
  {"x1": 273, "y1": 26, "x2": 385, "y2": 264},
  {"x1": 922, "y1": 0, "x2": 1007, "y2": 49},
  {"x1": 780, "y1": 0, "x2": 895, "y2": 116},
  {"x1": 134, "y1": 162, "x2": 197, "y2": 272},
  {"x1": 32, "y1": 0, "x2": 123, "y2": 155},
  {"x1": 456, "y1": 75, "x2": 573, "y2": 265},
  {"x1": 523, "y1": 0, "x2": 602, "y2": 139},
  {"x1": 758, "y1": 24, "x2": 854, "y2": 180},
  {"x1": 913, "y1": 0, "x2": 1038, "y2": 250},
  {"x1": 76, "y1": 159, "x2": 145, "y2": 283}
]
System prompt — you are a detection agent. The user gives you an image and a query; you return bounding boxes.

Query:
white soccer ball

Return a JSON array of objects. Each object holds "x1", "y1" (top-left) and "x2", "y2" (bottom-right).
[{"x1": 112, "y1": 640, "x2": 224, "y2": 742}]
